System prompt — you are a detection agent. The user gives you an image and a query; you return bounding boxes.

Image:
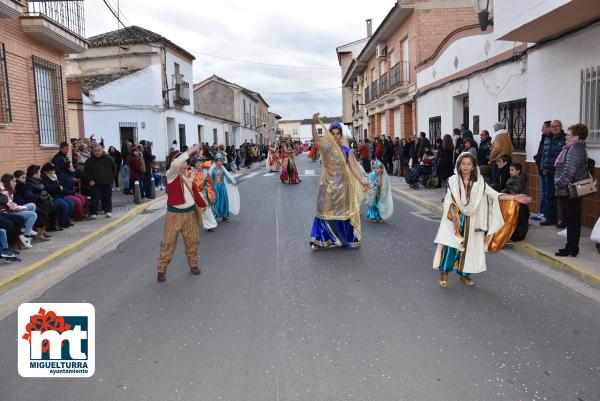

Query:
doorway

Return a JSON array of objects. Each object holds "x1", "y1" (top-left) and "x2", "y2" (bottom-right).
[
  {"x1": 178, "y1": 124, "x2": 186, "y2": 151},
  {"x1": 463, "y1": 96, "x2": 469, "y2": 129}
]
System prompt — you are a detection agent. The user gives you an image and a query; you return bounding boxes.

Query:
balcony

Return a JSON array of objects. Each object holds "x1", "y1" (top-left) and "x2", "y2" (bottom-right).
[
  {"x1": 20, "y1": 0, "x2": 87, "y2": 54},
  {"x1": 0, "y1": 0, "x2": 25, "y2": 18},
  {"x1": 364, "y1": 87, "x2": 370, "y2": 105},
  {"x1": 370, "y1": 80, "x2": 378, "y2": 102},
  {"x1": 390, "y1": 61, "x2": 410, "y2": 90},
  {"x1": 380, "y1": 72, "x2": 389, "y2": 95},
  {"x1": 172, "y1": 74, "x2": 190, "y2": 106}
]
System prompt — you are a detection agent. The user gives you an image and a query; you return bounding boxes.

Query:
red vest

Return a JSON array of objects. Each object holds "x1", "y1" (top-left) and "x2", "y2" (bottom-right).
[{"x1": 166, "y1": 176, "x2": 186, "y2": 207}]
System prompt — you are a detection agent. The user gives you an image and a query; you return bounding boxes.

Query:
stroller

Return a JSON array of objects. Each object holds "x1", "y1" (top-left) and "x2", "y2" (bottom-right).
[{"x1": 405, "y1": 164, "x2": 432, "y2": 189}]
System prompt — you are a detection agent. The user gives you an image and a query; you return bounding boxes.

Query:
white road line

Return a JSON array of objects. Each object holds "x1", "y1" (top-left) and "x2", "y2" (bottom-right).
[
  {"x1": 304, "y1": 169, "x2": 316, "y2": 176},
  {"x1": 263, "y1": 172, "x2": 276, "y2": 177},
  {"x1": 244, "y1": 172, "x2": 261, "y2": 179}
]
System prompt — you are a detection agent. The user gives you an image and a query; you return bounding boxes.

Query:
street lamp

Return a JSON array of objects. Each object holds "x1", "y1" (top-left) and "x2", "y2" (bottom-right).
[{"x1": 472, "y1": 0, "x2": 491, "y2": 31}]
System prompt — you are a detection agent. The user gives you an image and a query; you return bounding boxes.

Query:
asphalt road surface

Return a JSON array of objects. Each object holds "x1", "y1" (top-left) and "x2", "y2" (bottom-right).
[{"x1": 1, "y1": 156, "x2": 599, "y2": 401}]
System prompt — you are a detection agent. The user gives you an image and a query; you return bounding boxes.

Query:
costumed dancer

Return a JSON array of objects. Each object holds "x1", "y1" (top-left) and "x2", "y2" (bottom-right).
[
  {"x1": 209, "y1": 153, "x2": 240, "y2": 221},
  {"x1": 308, "y1": 144, "x2": 320, "y2": 162},
  {"x1": 433, "y1": 152, "x2": 530, "y2": 288},
  {"x1": 266, "y1": 143, "x2": 280, "y2": 172},
  {"x1": 365, "y1": 159, "x2": 394, "y2": 223},
  {"x1": 193, "y1": 158, "x2": 218, "y2": 232},
  {"x1": 279, "y1": 138, "x2": 301, "y2": 184},
  {"x1": 309, "y1": 113, "x2": 370, "y2": 249},
  {"x1": 156, "y1": 144, "x2": 207, "y2": 282}
]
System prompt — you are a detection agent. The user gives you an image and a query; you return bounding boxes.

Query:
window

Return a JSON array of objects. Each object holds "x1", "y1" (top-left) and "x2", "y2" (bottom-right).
[
  {"x1": 580, "y1": 66, "x2": 599, "y2": 144},
  {"x1": 498, "y1": 99, "x2": 526, "y2": 151},
  {"x1": 178, "y1": 124, "x2": 186, "y2": 150},
  {"x1": 429, "y1": 116, "x2": 441, "y2": 144},
  {"x1": 472, "y1": 115, "x2": 480, "y2": 136},
  {"x1": 32, "y1": 56, "x2": 66, "y2": 145},
  {"x1": 317, "y1": 128, "x2": 323, "y2": 135},
  {"x1": 174, "y1": 63, "x2": 180, "y2": 74},
  {"x1": 213, "y1": 128, "x2": 218, "y2": 145},
  {"x1": 0, "y1": 43, "x2": 11, "y2": 123}
]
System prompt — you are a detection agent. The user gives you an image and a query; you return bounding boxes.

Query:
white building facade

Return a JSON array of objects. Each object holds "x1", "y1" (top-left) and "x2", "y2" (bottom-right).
[
  {"x1": 67, "y1": 26, "x2": 204, "y2": 161},
  {"x1": 415, "y1": 0, "x2": 600, "y2": 226}
]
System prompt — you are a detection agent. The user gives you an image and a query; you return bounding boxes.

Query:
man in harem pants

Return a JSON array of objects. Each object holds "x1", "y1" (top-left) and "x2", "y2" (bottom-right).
[{"x1": 156, "y1": 143, "x2": 203, "y2": 282}]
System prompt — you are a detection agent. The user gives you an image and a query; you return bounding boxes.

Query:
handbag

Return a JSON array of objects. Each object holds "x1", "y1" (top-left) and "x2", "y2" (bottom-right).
[{"x1": 568, "y1": 173, "x2": 598, "y2": 199}]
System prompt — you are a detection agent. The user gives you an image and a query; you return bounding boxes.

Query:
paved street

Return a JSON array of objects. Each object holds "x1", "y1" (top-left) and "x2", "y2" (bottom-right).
[{"x1": 1, "y1": 156, "x2": 599, "y2": 401}]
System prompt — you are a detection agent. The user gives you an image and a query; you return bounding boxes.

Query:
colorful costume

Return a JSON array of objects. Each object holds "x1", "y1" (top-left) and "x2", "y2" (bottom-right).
[
  {"x1": 365, "y1": 160, "x2": 394, "y2": 223},
  {"x1": 209, "y1": 155, "x2": 240, "y2": 219},
  {"x1": 194, "y1": 162, "x2": 217, "y2": 231},
  {"x1": 308, "y1": 145, "x2": 319, "y2": 161},
  {"x1": 280, "y1": 143, "x2": 301, "y2": 184},
  {"x1": 310, "y1": 121, "x2": 367, "y2": 249},
  {"x1": 266, "y1": 145, "x2": 280, "y2": 172},
  {"x1": 157, "y1": 152, "x2": 206, "y2": 277},
  {"x1": 433, "y1": 153, "x2": 505, "y2": 278}
]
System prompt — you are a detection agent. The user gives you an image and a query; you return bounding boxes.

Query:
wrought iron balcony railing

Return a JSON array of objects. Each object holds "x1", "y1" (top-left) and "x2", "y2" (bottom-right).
[
  {"x1": 370, "y1": 80, "x2": 378, "y2": 101},
  {"x1": 172, "y1": 74, "x2": 190, "y2": 106},
  {"x1": 390, "y1": 61, "x2": 410, "y2": 90},
  {"x1": 380, "y1": 72, "x2": 389, "y2": 95},
  {"x1": 26, "y1": 0, "x2": 85, "y2": 38}
]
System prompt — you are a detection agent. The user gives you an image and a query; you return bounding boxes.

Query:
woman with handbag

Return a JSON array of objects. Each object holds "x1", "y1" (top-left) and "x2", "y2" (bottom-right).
[
  {"x1": 554, "y1": 123, "x2": 594, "y2": 257},
  {"x1": 156, "y1": 144, "x2": 207, "y2": 282},
  {"x1": 433, "y1": 152, "x2": 531, "y2": 288}
]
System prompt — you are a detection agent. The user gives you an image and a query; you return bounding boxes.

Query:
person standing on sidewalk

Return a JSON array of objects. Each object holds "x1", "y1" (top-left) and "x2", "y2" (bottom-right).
[
  {"x1": 121, "y1": 141, "x2": 132, "y2": 194},
  {"x1": 489, "y1": 122, "x2": 514, "y2": 183},
  {"x1": 359, "y1": 139, "x2": 371, "y2": 173},
  {"x1": 539, "y1": 120, "x2": 566, "y2": 227},
  {"x1": 477, "y1": 130, "x2": 492, "y2": 166},
  {"x1": 156, "y1": 144, "x2": 204, "y2": 282},
  {"x1": 85, "y1": 144, "x2": 117, "y2": 219},
  {"x1": 532, "y1": 121, "x2": 552, "y2": 221},
  {"x1": 51, "y1": 142, "x2": 70, "y2": 177},
  {"x1": 554, "y1": 124, "x2": 590, "y2": 257}
]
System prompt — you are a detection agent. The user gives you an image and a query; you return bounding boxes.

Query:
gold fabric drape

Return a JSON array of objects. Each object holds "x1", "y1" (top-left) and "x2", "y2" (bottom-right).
[
  {"x1": 485, "y1": 199, "x2": 519, "y2": 253},
  {"x1": 314, "y1": 121, "x2": 366, "y2": 239}
]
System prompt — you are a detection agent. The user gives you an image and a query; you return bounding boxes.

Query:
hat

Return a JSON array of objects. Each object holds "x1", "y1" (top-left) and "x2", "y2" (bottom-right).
[
  {"x1": 329, "y1": 121, "x2": 343, "y2": 132},
  {"x1": 493, "y1": 122, "x2": 505, "y2": 132}
]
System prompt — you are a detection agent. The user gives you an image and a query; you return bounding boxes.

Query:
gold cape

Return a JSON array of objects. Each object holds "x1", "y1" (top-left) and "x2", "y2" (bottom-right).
[{"x1": 314, "y1": 120, "x2": 366, "y2": 239}]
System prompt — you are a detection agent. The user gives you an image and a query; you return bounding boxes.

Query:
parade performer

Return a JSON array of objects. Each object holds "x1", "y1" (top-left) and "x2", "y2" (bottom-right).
[
  {"x1": 365, "y1": 159, "x2": 393, "y2": 223},
  {"x1": 266, "y1": 143, "x2": 280, "y2": 172},
  {"x1": 309, "y1": 113, "x2": 370, "y2": 249},
  {"x1": 156, "y1": 144, "x2": 206, "y2": 282},
  {"x1": 433, "y1": 152, "x2": 530, "y2": 288},
  {"x1": 209, "y1": 153, "x2": 240, "y2": 221},
  {"x1": 308, "y1": 144, "x2": 320, "y2": 162},
  {"x1": 193, "y1": 158, "x2": 217, "y2": 232},
  {"x1": 279, "y1": 138, "x2": 301, "y2": 184}
]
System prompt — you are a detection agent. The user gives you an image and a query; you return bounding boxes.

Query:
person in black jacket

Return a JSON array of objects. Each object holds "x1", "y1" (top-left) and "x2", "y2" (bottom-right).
[
  {"x1": 85, "y1": 144, "x2": 117, "y2": 218},
  {"x1": 51, "y1": 142, "x2": 70, "y2": 177},
  {"x1": 41, "y1": 163, "x2": 75, "y2": 229},
  {"x1": 108, "y1": 146, "x2": 122, "y2": 191},
  {"x1": 477, "y1": 130, "x2": 492, "y2": 166},
  {"x1": 492, "y1": 154, "x2": 511, "y2": 192},
  {"x1": 382, "y1": 136, "x2": 394, "y2": 174},
  {"x1": 436, "y1": 134, "x2": 455, "y2": 188},
  {"x1": 503, "y1": 162, "x2": 530, "y2": 242},
  {"x1": 14, "y1": 170, "x2": 51, "y2": 240},
  {"x1": 25, "y1": 165, "x2": 62, "y2": 232}
]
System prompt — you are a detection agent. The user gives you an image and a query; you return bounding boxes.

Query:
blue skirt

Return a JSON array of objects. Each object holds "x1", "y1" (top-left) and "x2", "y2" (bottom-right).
[
  {"x1": 213, "y1": 183, "x2": 229, "y2": 218},
  {"x1": 310, "y1": 217, "x2": 360, "y2": 249}
]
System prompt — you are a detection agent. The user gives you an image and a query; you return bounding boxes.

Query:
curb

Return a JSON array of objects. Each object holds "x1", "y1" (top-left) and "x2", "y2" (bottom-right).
[
  {"x1": 0, "y1": 195, "x2": 166, "y2": 293},
  {"x1": 391, "y1": 186, "x2": 600, "y2": 288}
]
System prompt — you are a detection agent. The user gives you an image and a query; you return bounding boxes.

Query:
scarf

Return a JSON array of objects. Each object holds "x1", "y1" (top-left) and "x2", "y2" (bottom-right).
[
  {"x1": 448, "y1": 153, "x2": 486, "y2": 216},
  {"x1": 554, "y1": 138, "x2": 578, "y2": 167}
]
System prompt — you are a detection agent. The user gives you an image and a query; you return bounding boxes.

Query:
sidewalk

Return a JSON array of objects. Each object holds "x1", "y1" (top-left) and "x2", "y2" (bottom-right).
[
  {"x1": 388, "y1": 175, "x2": 600, "y2": 287},
  {"x1": 0, "y1": 189, "x2": 166, "y2": 291},
  {"x1": 0, "y1": 162, "x2": 265, "y2": 292}
]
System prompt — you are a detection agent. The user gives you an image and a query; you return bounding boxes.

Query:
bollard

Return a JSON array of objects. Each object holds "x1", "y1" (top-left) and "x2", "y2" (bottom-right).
[
  {"x1": 149, "y1": 177, "x2": 156, "y2": 199},
  {"x1": 134, "y1": 181, "x2": 142, "y2": 204}
]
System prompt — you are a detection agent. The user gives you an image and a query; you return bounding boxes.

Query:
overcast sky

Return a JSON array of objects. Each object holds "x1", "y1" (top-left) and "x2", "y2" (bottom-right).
[{"x1": 84, "y1": 0, "x2": 395, "y2": 120}]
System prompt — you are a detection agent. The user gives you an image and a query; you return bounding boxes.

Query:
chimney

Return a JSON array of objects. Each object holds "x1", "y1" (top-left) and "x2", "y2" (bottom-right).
[{"x1": 366, "y1": 19, "x2": 372, "y2": 37}]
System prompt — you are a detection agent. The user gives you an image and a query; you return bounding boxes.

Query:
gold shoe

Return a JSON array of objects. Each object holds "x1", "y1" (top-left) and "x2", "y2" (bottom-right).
[
  {"x1": 438, "y1": 279, "x2": 448, "y2": 288},
  {"x1": 458, "y1": 276, "x2": 475, "y2": 286}
]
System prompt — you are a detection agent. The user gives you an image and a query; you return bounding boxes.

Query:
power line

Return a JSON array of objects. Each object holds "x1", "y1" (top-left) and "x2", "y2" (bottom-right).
[{"x1": 194, "y1": 51, "x2": 339, "y2": 70}]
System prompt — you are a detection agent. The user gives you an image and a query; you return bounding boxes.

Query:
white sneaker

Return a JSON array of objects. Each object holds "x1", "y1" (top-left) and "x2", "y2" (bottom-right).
[
  {"x1": 89, "y1": 214, "x2": 98, "y2": 220},
  {"x1": 19, "y1": 235, "x2": 32, "y2": 249},
  {"x1": 105, "y1": 212, "x2": 112, "y2": 218},
  {"x1": 29, "y1": 229, "x2": 38, "y2": 235},
  {"x1": 557, "y1": 229, "x2": 567, "y2": 237},
  {"x1": 115, "y1": 187, "x2": 120, "y2": 191}
]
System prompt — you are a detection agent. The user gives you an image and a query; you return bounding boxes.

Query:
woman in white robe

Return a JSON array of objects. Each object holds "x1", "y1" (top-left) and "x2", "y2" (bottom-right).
[{"x1": 433, "y1": 153, "x2": 530, "y2": 288}]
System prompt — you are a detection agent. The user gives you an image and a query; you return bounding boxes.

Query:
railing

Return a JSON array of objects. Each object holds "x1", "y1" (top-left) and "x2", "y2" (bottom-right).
[
  {"x1": 364, "y1": 87, "x2": 370, "y2": 105},
  {"x1": 380, "y1": 72, "x2": 388, "y2": 95},
  {"x1": 172, "y1": 75, "x2": 190, "y2": 106},
  {"x1": 390, "y1": 61, "x2": 410, "y2": 90},
  {"x1": 370, "y1": 80, "x2": 378, "y2": 102},
  {"x1": 26, "y1": 0, "x2": 85, "y2": 38}
]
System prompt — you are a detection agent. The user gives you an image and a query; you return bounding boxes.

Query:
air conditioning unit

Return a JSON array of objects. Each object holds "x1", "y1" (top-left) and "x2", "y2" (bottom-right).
[{"x1": 376, "y1": 44, "x2": 387, "y2": 60}]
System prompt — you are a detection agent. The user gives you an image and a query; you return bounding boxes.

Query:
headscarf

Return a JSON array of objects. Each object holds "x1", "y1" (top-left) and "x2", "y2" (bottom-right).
[
  {"x1": 368, "y1": 160, "x2": 393, "y2": 220},
  {"x1": 215, "y1": 152, "x2": 224, "y2": 160},
  {"x1": 449, "y1": 152, "x2": 486, "y2": 216},
  {"x1": 329, "y1": 121, "x2": 343, "y2": 132}
]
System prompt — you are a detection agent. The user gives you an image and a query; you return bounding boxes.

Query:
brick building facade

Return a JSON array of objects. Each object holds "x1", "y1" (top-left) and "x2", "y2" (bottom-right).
[{"x1": 0, "y1": 0, "x2": 87, "y2": 173}]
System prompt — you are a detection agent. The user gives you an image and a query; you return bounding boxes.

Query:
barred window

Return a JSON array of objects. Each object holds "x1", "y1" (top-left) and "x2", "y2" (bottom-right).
[
  {"x1": 498, "y1": 99, "x2": 526, "y2": 151},
  {"x1": 429, "y1": 116, "x2": 441, "y2": 145},
  {"x1": 580, "y1": 66, "x2": 599, "y2": 144},
  {"x1": 0, "y1": 43, "x2": 11, "y2": 124},
  {"x1": 32, "y1": 56, "x2": 66, "y2": 145}
]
